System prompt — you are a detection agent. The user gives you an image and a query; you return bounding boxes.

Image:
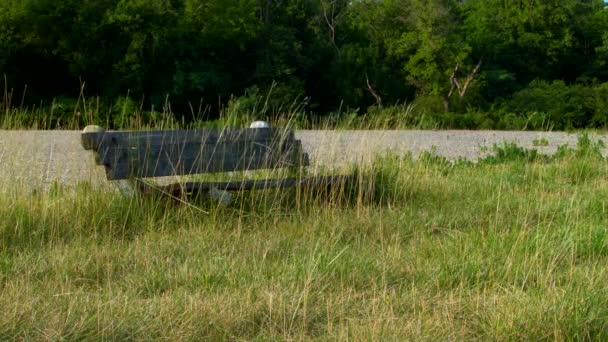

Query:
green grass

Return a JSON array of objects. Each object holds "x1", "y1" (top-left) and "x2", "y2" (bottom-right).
[
  {"x1": 0, "y1": 94, "x2": 436, "y2": 131},
  {"x1": 1, "y1": 137, "x2": 608, "y2": 340}
]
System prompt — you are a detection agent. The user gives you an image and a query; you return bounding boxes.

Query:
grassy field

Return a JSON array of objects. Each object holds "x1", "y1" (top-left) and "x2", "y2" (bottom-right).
[{"x1": 1, "y1": 136, "x2": 608, "y2": 340}]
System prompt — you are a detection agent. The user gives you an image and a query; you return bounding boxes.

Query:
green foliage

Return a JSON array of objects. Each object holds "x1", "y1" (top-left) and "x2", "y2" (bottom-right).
[
  {"x1": 484, "y1": 142, "x2": 546, "y2": 164},
  {"x1": 569, "y1": 133, "x2": 605, "y2": 159},
  {"x1": 397, "y1": 0, "x2": 472, "y2": 97},
  {"x1": 506, "y1": 80, "x2": 608, "y2": 130},
  {"x1": 481, "y1": 134, "x2": 605, "y2": 166},
  {"x1": 1, "y1": 0, "x2": 608, "y2": 128},
  {"x1": 533, "y1": 137, "x2": 550, "y2": 147},
  {"x1": 591, "y1": 82, "x2": 608, "y2": 127}
]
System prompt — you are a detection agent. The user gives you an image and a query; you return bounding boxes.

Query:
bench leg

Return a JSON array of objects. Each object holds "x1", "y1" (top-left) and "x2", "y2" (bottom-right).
[
  {"x1": 115, "y1": 178, "x2": 153, "y2": 197},
  {"x1": 115, "y1": 179, "x2": 136, "y2": 196},
  {"x1": 208, "y1": 187, "x2": 233, "y2": 206},
  {"x1": 130, "y1": 179, "x2": 231, "y2": 207}
]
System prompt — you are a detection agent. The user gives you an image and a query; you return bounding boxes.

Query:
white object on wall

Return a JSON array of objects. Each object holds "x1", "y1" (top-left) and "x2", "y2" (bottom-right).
[
  {"x1": 250, "y1": 121, "x2": 270, "y2": 128},
  {"x1": 83, "y1": 125, "x2": 105, "y2": 133}
]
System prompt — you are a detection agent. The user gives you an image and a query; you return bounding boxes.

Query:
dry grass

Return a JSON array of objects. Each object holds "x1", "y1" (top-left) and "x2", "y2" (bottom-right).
[{"x1": 1, "y1": 136, "x2": 608, "y2": 340}]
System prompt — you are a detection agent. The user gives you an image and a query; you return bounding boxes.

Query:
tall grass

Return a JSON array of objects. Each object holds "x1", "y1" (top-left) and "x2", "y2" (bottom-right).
[
  {"x1": 0, "y1": 83, "x2": 437, "y2": 130},
  {"x1": 1, "y1": 136, "x2": 608, "y2": 339}
]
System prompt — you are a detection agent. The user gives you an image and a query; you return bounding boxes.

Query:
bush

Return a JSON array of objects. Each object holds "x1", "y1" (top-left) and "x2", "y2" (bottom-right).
[
  {"x1": 507, "y1": 80, "x2": 594, "y2": 130},
  {"x1": 591, "y1": 82, "x2": 608, "y2": 127},
  {"x1": 412, "y1": 94, "x2": 445, "y2": 115}
]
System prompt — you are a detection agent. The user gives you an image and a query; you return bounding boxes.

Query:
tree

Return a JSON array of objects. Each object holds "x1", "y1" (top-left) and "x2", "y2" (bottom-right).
[
  {"x1": 334, "y1": 0, "x2": 416, "y2": 109},
  {"x1": 461, "y1": 0, "x2": 603, "y2": 84},
  {"x1": 389, "y1": 0, "x2": 481, "y2": 112}
]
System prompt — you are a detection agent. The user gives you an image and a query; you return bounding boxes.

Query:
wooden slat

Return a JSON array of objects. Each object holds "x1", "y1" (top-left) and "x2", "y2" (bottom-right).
[
  {"x1": 159, "y1": 175, "x2": 351, "y2": 194},
  {"x1": 106, "y1": 146, "x2": 308, "y2": 180},
  {"x1": 103, "y1": 141, "x2": 307, "y2": 179},
  {"x1": 82, "y1": 128, "x2": 294, "y2": 150},
  {"x1": 95, "y1": 136, "x2": 295, "y2": 165}
]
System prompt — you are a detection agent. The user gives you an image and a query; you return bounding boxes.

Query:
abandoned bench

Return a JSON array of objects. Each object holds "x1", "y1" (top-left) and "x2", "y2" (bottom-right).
[{"x1": 81, "y1": 126, "x2": 348, "y2": 201}]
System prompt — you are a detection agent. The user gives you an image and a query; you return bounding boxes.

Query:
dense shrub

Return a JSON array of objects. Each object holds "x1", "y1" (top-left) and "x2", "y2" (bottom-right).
[{"x1": 507, "y1": 80, "x2": 592, "y2": 129}]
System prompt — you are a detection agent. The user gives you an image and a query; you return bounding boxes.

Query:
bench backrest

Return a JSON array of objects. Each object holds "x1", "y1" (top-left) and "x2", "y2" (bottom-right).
[{"x1": 81, "y1": 128, "x2": 308, "y2": 180}]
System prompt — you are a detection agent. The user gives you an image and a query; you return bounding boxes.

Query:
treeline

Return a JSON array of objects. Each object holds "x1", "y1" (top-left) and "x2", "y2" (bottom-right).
[{"x1": 1, "y1": 0, "x2": 608, "y2": 129}]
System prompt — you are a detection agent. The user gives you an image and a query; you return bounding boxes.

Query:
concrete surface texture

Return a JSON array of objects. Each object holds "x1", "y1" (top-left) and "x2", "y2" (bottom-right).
[{"x1": 0, "y1": 130, "x2": 604, "y2": 192}]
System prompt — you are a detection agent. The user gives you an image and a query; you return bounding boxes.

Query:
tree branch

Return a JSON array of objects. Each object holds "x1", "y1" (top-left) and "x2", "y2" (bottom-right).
[
  {"x1": 457, "y1": 58, "x2": 482, "y2": 97},
  {"x1": 323, "y1": 11, "x2": 334, "y2": 42},
  {"x1": 366, "y1": 74, "x2": 382, "y2": 108},
  {"x1": 447, "y1": 64, "x2": 459, "y2": 99},
  {"x1": 321, "y1": 0, "x2": 343, "y2": 55},
  {"x1": 444, "y1": 59, "x2": 483, "y2": 112}
]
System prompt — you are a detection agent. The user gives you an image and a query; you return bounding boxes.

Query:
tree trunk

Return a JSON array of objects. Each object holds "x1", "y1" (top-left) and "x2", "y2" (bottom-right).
[
  {"x1": 443, "y1": 58, "x2": 483, "y2": 113},
  {"x1": 366, "y1": 75, "x2": 382, "y2": 108}
]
